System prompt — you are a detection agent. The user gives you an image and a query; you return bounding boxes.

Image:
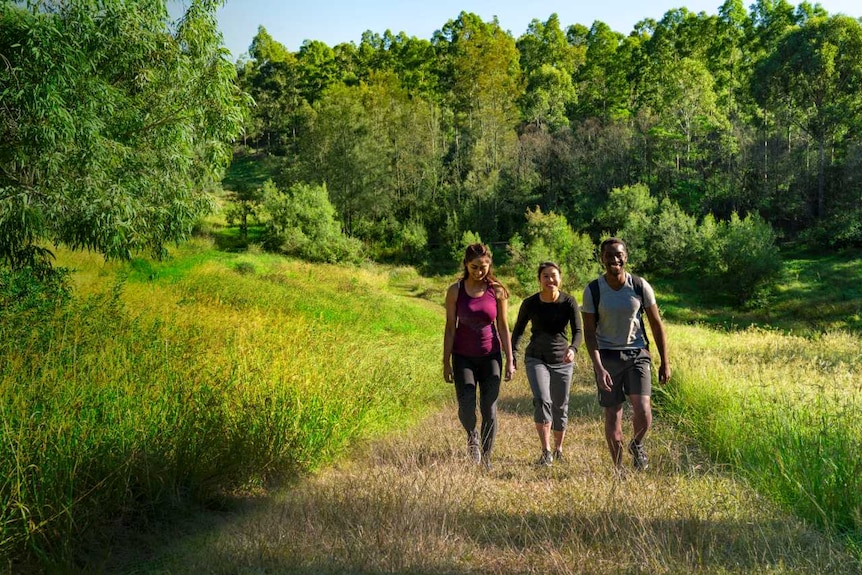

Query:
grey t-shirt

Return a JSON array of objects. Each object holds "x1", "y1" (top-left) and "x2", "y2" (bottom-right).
[{"x1": 581, "y1": 273, "x2": 656, "y2": 350}]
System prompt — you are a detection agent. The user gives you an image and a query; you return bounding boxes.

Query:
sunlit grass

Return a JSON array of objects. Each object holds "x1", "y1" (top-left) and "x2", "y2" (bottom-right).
[
  {"x1": 0, "y1": 244, "x2": 447, "y2": 565},
  {"x1": 120, "y1": 373, "x2": 861, "y2": 575},
  {"x1": 659, "y1": 324, "x2": 862, "y2": 547}
]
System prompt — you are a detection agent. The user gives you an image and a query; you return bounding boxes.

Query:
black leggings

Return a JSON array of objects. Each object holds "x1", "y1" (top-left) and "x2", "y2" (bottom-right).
[{"x1": 452, "y1": 352, "x2": 502, "y2": 454}]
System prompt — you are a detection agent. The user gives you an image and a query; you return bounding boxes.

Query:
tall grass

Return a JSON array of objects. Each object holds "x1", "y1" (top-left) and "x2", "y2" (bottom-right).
[
  {"x1": 658, "y1": 324, "x2": 862, "y2": 549},
  {"x1": 0, "y1": 243, "x2": 447, "y2": 566}
]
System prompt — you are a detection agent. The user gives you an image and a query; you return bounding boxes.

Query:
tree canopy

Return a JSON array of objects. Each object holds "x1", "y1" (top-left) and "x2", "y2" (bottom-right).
[
  {"x1": 0, "y1": 0, "x2": 248, "y2": 267},
  {"x1": 233, "y1": 4, "x2": 862, "y2": 257}
]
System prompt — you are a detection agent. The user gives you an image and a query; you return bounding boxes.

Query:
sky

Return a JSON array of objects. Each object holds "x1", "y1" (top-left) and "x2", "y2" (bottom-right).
[{"x1": 172, "y1": 0, "x2": 862, "y2": 60}]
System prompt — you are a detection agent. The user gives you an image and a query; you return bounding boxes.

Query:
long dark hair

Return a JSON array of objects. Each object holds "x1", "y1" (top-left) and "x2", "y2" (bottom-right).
[{"x1": 461, "y1": 243, "x2": 509, "y2": 298}]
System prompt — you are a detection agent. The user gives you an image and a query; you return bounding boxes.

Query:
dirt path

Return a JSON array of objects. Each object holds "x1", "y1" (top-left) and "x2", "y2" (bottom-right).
[{"x1": 115, "y1": 363, "x2": 860, "y2": 575}]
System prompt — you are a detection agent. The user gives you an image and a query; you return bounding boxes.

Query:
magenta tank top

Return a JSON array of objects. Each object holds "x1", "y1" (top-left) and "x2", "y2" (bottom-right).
[{"x1": 453, "y1": 281, "x2": 500, "y2": 357}]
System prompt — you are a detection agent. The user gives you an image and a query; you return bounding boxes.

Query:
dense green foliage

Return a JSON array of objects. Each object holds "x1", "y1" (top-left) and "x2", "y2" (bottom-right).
[
  {"x1": 232, "y1": 4, "x2": 862, "y2": 285},
  {"x1": 0, "y1": 0, "x2": 248, "y2": 267},
  {"x1": 260, "y1": 180, "x2": 363, "y2": 262}
]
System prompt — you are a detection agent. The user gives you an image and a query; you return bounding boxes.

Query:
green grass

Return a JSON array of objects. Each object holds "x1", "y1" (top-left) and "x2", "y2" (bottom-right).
[
  {"x1": 0, "y1": 243, "x2": 448, "y2": 567},
  {"x1": 657, "y1": 325, "x2": 862, "y2": 550},
  {"x1": 4, "y1": 233, "x2": 862, "y2": 570},
  {"x1": 653, "y1": 248, "x2": 862, "y2": 334}
]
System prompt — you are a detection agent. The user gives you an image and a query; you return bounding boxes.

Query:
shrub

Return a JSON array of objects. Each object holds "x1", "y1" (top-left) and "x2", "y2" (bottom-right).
[
  {"x1": 648, "y1": 198, "x2": 698, "y2": 275},
  {"x1": 596, "y1": 184, "x2": 658, "y2": 270},
  {"x1": 720, "y1": 212, "x2": 781, "y2": 305},
  {"x1": 260, "y1": 180, "x2": 363, "y2": 263},
  {"x1": 0, "y1": 264, "x2": 71, "y2": 315},
  {"x1": 508, "y1": 208, "x2": 598, "y2": 295}
]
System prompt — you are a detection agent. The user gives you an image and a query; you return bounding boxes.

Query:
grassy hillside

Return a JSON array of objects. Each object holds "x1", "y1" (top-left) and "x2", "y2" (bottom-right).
[
  {"x1": 0, "y1": 240, "x2": 449, "y2": 569},
  {"x1": 653, "y1": 247, "x2": 862, "y2": 334},
  {"x1": 101, "y1": 347, "x2": 862, "y2": 575}
]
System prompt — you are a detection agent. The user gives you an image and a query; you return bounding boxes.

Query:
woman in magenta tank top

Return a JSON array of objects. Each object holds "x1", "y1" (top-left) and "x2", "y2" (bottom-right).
[{"x1": 443, "y1": 243, "x2": 514, "y2": 470}]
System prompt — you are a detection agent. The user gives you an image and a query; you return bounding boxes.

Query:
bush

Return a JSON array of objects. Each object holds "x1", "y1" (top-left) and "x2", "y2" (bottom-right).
[
  {"x1": 719, "y1": 212, "x2": 781, "y2": 305},
  {"x1": 260, "y1": 180, "x2": 363, "y2": 263},
  {"x1": 648, "y1": 198, "x2": 698, "y2": 275},
  {"x1": 508, "y1": 208, "x2": 598, "y2": 295},
  {"x1": 597, "y1": 184, "x2": 658, "y2": 270},
  {"x1": 0, "y1": 264, "x2": 71, "y2": 315}
]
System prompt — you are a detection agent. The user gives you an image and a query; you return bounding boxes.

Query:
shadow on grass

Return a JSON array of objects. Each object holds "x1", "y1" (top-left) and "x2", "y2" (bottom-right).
[
  {"x1": 209, "y1": 225, "x2": 265, "y2": 252},
  {"x1": 121, "y1": 478, "x2": 859, "y2": 575}
]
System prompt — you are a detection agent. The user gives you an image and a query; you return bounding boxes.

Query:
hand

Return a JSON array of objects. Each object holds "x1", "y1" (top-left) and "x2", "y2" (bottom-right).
[
  {"x1": 658, "y1": 363, "x2": 671, "y2": 384},
  {"x1": 595, "y1": 368, "x2": 612, "y2": 393},
  {"x1": 443, "y1": 363, "x2": 453, "y2": 383},
  {"x1": 564, "y1": 349, "x2": 575, "y2": 363},
  {"x1": 504, "y1": 362, "x2": 515, "y2": 382}
]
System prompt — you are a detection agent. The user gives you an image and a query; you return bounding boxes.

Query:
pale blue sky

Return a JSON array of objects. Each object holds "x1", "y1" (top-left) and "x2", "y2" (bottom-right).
[{"x1": 172, "y1": 0, "x2": 862, "y2": 60}]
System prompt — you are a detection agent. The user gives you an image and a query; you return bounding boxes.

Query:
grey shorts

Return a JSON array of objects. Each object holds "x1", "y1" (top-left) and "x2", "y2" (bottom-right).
[
  {"x1": 524, "y1": 356, "x2": 573, "y2": 430},
  {"x1": 597, "y1": 348, "x2": 652, "y2": 407}
]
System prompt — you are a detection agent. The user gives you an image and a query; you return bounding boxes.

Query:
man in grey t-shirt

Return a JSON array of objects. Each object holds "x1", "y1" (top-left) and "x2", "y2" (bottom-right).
[{"x1": 581, "y1": 238, "x2": 671, "y2": 472}]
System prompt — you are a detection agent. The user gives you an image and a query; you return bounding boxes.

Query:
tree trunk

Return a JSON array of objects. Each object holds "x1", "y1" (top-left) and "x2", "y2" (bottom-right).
[{"x1": 817, "y1": 137, "x2": 825, "y2": 219}]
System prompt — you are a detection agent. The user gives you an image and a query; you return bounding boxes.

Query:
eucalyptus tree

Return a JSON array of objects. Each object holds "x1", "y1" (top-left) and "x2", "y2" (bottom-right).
[
  {"x1": 0, "y1": 0, "x2": 247, "y2": 268},
  {"x1": 749, "y1": 0, "x2": 800, "y2": 55},
  {"x1": 303, "y1": 72, "x2": 444, "y2": 250},
  {"x1": 239, "y1": 26, "x2": 310, "y2": 154},
  {"x1": 630, "y1": 9, "x2": 732, "y2": 203},
  {"x1": 570, "y1": 21, "x2": 628, "y2": 122},
  {"x1": 516, "y1": 14, "x2": 583, "y2": 130},
  {"x1": 433, "y1": 12, "x2": 523, "y2": 240},
  {"x1": 753, "y1": 14, "x2": 862, "y2": 220},
  {"x1": 296, "y1": 40, "x2": 341, "y2": 104},
  {"x1": 356, "y1": 31, "x2": 439, "y2": 98}
]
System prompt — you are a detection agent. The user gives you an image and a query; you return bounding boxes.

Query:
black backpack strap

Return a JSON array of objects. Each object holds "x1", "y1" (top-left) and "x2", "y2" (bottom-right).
[
  {"x1": 588, "y1": 279, "x2": 600, "y2": 324},
  {"x1": 631, "y1": 274, "x2": 650, "y2": 349}
]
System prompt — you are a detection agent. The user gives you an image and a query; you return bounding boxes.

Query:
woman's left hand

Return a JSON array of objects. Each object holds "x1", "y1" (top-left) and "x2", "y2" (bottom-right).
[{"x1": 564, "y1": 349, "x2": 575, "y2": 363}]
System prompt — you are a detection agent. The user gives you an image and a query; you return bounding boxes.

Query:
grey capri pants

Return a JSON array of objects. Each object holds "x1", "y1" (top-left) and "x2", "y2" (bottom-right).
[{"x1": 524, "y1": 356, "x2": 573, "y2": 431}]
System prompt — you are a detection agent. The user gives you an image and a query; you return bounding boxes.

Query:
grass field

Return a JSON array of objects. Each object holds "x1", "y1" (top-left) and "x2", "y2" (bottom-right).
[
  {"x1": 2, "y1": 233, "x2": 862, "y2": 572},
  {"x1": 96, "y1": 354, "x2": 862, "y2": 575}
]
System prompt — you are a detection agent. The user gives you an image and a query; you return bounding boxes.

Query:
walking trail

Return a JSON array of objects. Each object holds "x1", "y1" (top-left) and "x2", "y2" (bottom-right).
[{"x1": 118, "y1": 361, "x2": 860, "y2": 575}]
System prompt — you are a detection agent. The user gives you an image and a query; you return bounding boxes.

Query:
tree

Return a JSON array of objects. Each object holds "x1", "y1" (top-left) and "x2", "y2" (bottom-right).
[
  {"x1": 0, "y1": 0, "x2": 248, "y2": 268},
  {"x1": 433, "y1": 12, "x2": 523, "y2": 240},
  {"x1": 595, "y1": 183, "x2": 658, "y2": 269},
  {"x1": 571, "y1": 21, "x2": 629, "y2": 122},
  {"x1": 302, "y1": 72, "x2": 443, "y2": 251},
  {"x1": 516, "y1": 14, "x2": 584, "y2": 130},
  {"x1": 753, "y1": 15, "x2": 862, "y2": 219},
  {"x1": 260, "y1": 180, "x2": 362, "y2": 263},
  {"x1": 508, "y1": 207, "x2": 597, "y2": 294},
  {"x1": 239, "y1": 26, "x2": 309, "y2": 153}
]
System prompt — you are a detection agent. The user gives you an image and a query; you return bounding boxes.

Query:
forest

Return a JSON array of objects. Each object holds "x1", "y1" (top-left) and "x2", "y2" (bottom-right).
[
  {"x1": 226, "y1": 0, "x2": 862, "y2": 303},
  {"x1": 3, "y1": 1, "x2": 862, "y2": 303}
]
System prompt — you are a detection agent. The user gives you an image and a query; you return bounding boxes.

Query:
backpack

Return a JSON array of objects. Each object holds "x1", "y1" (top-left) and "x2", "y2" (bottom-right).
[{"x1": 588, "y1": 274, "x2": 650, "y2": 349}]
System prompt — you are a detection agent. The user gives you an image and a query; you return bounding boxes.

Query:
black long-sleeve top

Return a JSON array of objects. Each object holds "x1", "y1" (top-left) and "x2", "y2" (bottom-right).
[{"x1": 511, "y1": 291, "x2": 583, "y2": 365}]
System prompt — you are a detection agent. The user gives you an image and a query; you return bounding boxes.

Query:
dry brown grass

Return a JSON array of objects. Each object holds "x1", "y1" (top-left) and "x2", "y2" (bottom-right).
[{"x1": 122, "y1": 358, "x2": 861, "y2": 575}]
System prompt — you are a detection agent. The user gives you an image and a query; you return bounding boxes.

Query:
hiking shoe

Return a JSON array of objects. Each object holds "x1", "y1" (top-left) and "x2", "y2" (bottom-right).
[
  {"x1": 467, "y1": 431, "x2": 481, "y2": 464},
  {"x1": 536, "y1": 449, "x2": 553, "y2": 467},
  {"x1": 628, "y1": 440, "x2": 649, "y2": 470},
  {"x1": 552, "y1": 449, "x2": 564, "y2": 464},
  {"x1": 481, "y1": 453, "x2": 493, "y2": 471}
]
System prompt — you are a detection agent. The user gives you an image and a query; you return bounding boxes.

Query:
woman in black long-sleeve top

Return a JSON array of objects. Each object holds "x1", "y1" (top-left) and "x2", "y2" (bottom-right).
[{"x1": 511, "y1": 261, "x2": 583, "y2": 466}]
